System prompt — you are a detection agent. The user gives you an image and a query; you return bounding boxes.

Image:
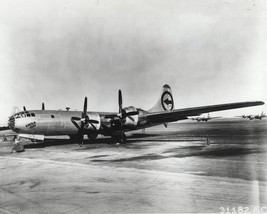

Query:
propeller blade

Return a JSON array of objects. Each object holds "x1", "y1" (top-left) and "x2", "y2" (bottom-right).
[
  {"x1": 127, "y1": 116, "x2": 135, "y2": 122},
  {"x1": 42, "y1": 103, "x2": 45, "y2": 110},
  {"x1": 81, "y1": 120, "x2": 84, "y2": 131},
  {"x1": 83, "y1": 97, "x2": 87, "y2": 118},
  {"x1": 120, "y1": 120, "x2": 123, "y2": 143},
  {"x1": 125, "y1": 111, "x2": 139, "y2": 116},
  {"x1": 71, "y1": 117, "x2": 81, "y2": 130},
  {"x1": 71, "y1": 97, "x2": 89, "y2": 147},
  {"x1": 119, "y1": 90, "x2": 124, "y2": 143},
  {"x1": 71, "y1": 117, "x2": 82, "y2": 121},
  {"x1": 118, "y1": 90, "x2": 122, "y2": 114},
  {"x1": 23, "y1": 106, "x2": 26, "y2": 111},
  {"x1": 71, "y1": 117, "x2": 84, "y2": 147},
  {"x1": 89, "y1": 122, "x2": 97, "y2": 131},
  {"x1": 88, "y1": 119, "x2": 99, "y2": 124}
]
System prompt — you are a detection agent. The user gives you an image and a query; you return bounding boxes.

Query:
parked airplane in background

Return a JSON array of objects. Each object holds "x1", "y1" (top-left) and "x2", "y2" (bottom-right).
[
  {"x1": 7, "y1": 84, "x2": 264, "y2": 148},
  {"x1": 189, "y1": 113, "x2": 221, "y2": 122},
  {"x1": 0, "y1": 121, "x2": 16, "y2": 141},
  {"x1": 0, "y1": 129, "x2": 17, "y2": 141},
  {"x1": 236, "y1": 111, "x2": 267, "y2": 120},
  {"x1": 0, "y1": 126, "x2": 9, "y2": 131},
  {"x1": 254, "y1": 112, "x2": 267, "y2": 120}
]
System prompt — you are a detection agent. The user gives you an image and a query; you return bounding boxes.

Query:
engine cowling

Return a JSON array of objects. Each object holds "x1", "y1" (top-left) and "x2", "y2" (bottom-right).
[
  {"x1": 84, "y1": 113, "x2": 101, "y2": 131},
  {"x1": 121, "y1": 106, "x2": 139, "y2": 129}
]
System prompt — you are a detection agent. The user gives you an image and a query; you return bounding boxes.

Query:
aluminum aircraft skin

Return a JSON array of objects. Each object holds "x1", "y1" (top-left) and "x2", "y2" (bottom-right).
[{"x1": 8, "y1": 84, "x2": 264, "y2": 145}]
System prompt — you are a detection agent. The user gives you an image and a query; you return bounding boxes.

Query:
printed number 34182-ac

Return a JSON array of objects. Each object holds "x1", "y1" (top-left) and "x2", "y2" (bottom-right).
[{"x1": 219, "y1": 206, "x2": 267, "y2": 213}]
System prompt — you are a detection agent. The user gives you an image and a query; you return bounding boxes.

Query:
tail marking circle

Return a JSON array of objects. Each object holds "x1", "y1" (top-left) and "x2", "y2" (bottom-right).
[{"x1": 161, "y1": 91, "x2": 174, "y2": 110}]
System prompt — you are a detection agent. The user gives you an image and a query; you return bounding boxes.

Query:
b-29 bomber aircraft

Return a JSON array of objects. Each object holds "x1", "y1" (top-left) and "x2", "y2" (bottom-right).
[
  {"x1": 8, "y1": 84, "x2": 264, "y2": 146},
  {"x1": 189, "y1": 113, "x2": 221, "y2": 122},
  {"x1": 236, "y1": 111, "x2": 267, "y2": 120}
]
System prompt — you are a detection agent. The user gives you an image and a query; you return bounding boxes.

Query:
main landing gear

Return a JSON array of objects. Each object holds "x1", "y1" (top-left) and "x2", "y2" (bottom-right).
[
  {"x1": 69, "y1": 135, "x2": 84, "y2": 146},
  {"x1": 111, "y1": 133, "x2": 126, "y2": 144}
]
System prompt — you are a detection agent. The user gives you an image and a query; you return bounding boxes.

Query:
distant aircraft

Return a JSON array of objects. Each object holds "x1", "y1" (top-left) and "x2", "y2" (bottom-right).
[
  {"x1": 0, "y1": 126, "x2": 9, "y2": 131},
  {"x1": 7, "y1": 84, "x2": 264, "y2": 147},
  {"x1": 237, "y1": 114, "x2": 248, "y2": 119},
  {"x1": 0, "y1": 129, "x2": 17, "y2": 141},
  {"x1": 254, "y1": 112, "x2": 267, "y2": 120},
  {"x1": 0, "y1": 121, "x2": 16, "y2": 141},
  {"x1": 190, "y1": 113, "x2": 221, "y2": 122},
  {"x1": 236, "y1": 111, "x2": 267, "y2": 120}
]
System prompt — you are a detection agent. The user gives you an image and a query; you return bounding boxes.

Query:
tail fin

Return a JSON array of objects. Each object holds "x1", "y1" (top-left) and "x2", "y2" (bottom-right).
[{"x1": 148, "y1": 84, "x2": 174, "y2": 112}]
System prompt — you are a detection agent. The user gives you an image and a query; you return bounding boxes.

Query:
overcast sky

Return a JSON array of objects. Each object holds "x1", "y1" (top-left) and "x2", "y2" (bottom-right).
[{"x1": 0, "y1": 0, "x2": 266, "y2": 122}]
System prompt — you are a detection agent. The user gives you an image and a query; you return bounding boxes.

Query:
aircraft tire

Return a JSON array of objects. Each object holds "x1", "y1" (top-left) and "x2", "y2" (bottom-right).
[
  {"x1": 111, "y1": 134, "x2": 126, "y2": 144},
  {"x1": 121, "y1": 134, "x2": 126, "y2": 144},
  {"x1": 69, "y1": 135, "x2": 83, "y2": 143}
]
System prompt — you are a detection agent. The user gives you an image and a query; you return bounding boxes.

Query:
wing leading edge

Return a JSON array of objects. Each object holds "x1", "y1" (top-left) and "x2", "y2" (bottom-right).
[{"x1": 146, "y1": 101, "x2": 264, "y2": 123}]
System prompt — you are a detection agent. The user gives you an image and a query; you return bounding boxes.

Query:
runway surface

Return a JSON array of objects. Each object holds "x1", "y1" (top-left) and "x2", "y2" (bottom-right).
[{"x1": 0, "y1": 119, "x2": 267, "y2": 213}]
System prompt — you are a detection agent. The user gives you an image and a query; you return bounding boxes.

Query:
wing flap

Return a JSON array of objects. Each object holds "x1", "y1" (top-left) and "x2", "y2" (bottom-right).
[{"x1": 147, "y1": 101, "x2": 264, "y2": 123}]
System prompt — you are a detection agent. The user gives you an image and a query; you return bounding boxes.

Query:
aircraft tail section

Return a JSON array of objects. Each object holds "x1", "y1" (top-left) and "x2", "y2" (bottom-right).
[{"x1": 148, "y1": 84, "x2": 174, "y2": 112}]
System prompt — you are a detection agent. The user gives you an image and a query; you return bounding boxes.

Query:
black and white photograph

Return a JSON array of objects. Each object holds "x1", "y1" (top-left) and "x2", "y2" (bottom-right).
[{"x1": 0, "y1": 0, "x2": 266, "y2": 213}]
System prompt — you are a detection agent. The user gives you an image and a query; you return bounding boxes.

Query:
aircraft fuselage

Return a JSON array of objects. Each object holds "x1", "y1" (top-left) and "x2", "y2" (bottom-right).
[{"x1": 8, "y1": 109, "x2": 149, "y2": 138}]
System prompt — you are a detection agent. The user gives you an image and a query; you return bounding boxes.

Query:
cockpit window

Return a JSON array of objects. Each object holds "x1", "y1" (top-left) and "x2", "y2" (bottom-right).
[{"x1": 12, "y1": 112, "x2": 36, "y2": 119}]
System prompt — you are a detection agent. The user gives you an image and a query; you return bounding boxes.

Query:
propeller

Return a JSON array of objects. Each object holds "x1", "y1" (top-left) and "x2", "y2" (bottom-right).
[
  {"x1": 119, "y1": 90, "x2": 122, "y2": 116},
  {"x1": 71, "y1": 97, "x2": 99, "y2": 146},
  {"x1": 116, "y1": 90, "x2": 138, "y2": 143},
  {"x1": 118, "y1": 90, "x2": 124, "y2": 143}
]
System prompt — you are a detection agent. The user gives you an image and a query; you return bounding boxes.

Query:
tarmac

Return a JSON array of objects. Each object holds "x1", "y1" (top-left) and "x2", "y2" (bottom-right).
[{"x1": 0, "y1": 119, "x2": 267, "y2": 213}]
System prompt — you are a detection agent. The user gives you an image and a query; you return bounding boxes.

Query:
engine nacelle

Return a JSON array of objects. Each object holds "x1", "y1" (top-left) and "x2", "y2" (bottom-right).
[
  {"x1": 122, "y1": 106, "x2": 139, "y2": 129},
  {"x1": 84, "y1": 113, "x2": 101, "y2": 131}
]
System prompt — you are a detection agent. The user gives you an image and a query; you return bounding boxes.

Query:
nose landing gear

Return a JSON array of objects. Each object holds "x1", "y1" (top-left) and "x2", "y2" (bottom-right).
[{"x1": 11, "y1": 136, "x2": 24, "y2": 153}]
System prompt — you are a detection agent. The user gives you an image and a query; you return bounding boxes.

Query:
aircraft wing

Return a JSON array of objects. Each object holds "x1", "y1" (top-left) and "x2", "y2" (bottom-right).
[
  {"x1": 146, "y1": 101, "x2": 264, "y2": 124},
  {"x1": 209, "y1": 116, "x2": 222, "y2": 119}
]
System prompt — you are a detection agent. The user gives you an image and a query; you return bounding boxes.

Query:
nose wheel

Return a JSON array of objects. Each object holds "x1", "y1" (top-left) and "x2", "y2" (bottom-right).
[{"x1": 11, "y1": 136, "x2": 24, "y2": 153}]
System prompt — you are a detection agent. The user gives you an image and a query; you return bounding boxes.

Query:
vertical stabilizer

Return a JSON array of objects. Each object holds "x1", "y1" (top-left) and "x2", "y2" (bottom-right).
[{"x1": 148, "y1": 84, "x2": 174, "y2": 112}]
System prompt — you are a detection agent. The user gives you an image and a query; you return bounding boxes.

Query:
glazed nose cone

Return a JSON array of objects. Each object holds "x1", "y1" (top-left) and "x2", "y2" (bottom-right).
[{"x1": 8, "y1": 115, "x2": 15, "y2": 131}]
